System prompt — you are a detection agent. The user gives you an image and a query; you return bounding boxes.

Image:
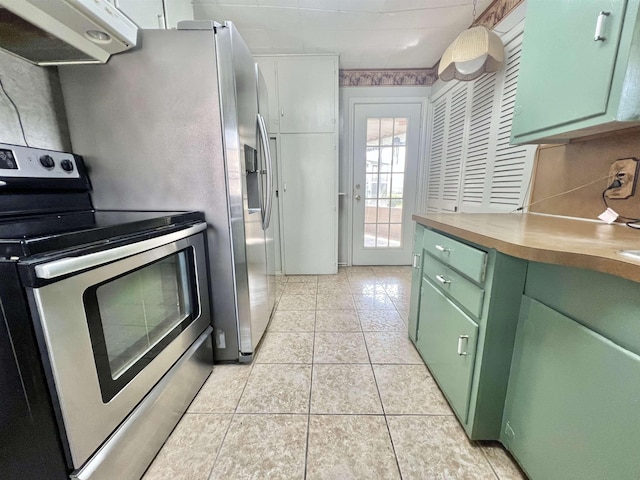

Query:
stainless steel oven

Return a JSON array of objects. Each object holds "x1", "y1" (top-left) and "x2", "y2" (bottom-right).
[
  {"x1": 0, "y1": 143, "x2": 214, "y2": 480},
  {"x1": 28, "y1": 224, "x2": 210, "y2": 472}
]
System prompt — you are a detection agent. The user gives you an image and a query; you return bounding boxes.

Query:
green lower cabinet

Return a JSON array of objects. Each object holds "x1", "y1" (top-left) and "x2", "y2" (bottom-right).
[
  {"x1": 416, "y1": 280, "x2": 478, "y2": 422},
  {"x1": 502, "y1": 296, "x2": 640, "y2": 479},
  {"x1": 410, "y1": 223, "x2": 527, "y2": 440}
]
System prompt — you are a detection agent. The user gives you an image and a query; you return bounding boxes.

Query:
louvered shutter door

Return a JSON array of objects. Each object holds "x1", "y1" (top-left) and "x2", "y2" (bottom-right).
[
  {"x1": 426, "y1": 98, "x2": 447, "y2": 213},
  {"x1": 422, "y1": 22, "x2": 535, "y2": 215},
  {"x1": 489, "y1": 32, "x2": 536, "y2": 211},
  {"x1": 461, "y1": 72, "x2": 498, "y2": 211},
  {"x1": 441, "y1": 84, "x2": 469, "y2": 212}
]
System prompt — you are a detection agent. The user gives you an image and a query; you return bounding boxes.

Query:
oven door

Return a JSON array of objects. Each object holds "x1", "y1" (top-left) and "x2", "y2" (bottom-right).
[{"x1": 27, "y1": 223, "x2": 210, "y2": 469}]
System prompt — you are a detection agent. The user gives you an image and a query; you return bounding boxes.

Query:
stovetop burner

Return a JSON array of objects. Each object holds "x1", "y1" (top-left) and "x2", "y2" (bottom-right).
[
  {"x1": 0, "y1": 144, "x2": 206, "y2": 260},
  {"x1": 0, "y1": 210, "x2": 204, "y2": 259}
]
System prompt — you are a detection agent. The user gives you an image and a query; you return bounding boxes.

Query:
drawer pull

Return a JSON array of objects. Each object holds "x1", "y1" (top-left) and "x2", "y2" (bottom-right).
[
  {"x1": 457, "y1": 335, "x2": 469, "y2": 356},
  {"x1": 435, "y1": 274, "x2": 451, "y2": 285},
  {"x1": 435, "y1": 244, "x2": 450, "y2": 253},
  {"x1": 594, "y1": 11, "x2": 610, "y2": 41},
  {"x1": 412, "y1": 253, "x2": 421, "y2": 269}
]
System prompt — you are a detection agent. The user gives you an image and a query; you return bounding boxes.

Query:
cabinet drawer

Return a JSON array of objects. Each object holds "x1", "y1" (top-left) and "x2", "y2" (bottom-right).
[
  {"x1": 416, "y1": 281, "x2": 479, "y2": 423},
  {"x1": 423, "y1": 255, "x2": 484, "y2": 319},
  {"x1": 422, "y1": 228, "x2": 487, "y2": 284}
]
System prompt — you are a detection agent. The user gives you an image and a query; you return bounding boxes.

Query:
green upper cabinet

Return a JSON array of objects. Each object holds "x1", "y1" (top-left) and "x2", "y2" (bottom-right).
[{"x1": 511, "y1": 0, "x2": 640, "y2": 143}]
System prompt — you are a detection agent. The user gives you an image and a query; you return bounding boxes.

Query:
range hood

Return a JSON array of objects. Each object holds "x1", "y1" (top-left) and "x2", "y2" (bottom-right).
[{"x1": 0, "y1": 0, "x2": 138, "y2": 66}]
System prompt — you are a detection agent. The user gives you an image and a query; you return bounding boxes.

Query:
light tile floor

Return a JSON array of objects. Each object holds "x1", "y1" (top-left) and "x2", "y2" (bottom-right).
[{"x1": 143, "y1": 266, "x2": 527, "y2": 480}]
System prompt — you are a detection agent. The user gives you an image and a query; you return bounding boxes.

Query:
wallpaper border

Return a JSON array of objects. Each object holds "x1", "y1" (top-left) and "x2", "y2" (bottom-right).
[
  {"x1": 338, "y1": 0, "x2": 525, "y2": 87},
  {"x1": 339, "y1": 69, "x2": 437, "y2": 87}
]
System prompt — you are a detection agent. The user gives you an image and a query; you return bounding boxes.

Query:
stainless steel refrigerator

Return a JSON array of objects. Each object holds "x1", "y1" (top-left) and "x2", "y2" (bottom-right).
[{"x1": 59, "y1": 21, "x2": 275, "y2": 362}]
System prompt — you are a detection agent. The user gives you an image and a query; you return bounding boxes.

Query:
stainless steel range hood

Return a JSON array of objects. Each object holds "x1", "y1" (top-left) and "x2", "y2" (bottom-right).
[{"x1": 0, "y1": 0, "x2": 138, "y2": 66}]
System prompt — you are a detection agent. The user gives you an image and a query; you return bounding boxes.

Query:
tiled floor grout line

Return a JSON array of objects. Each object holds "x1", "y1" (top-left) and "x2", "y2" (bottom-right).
[
  {"x1": 302, "y1": 297, "x2": 318, "y2": 480},
  {"x1": 205, "y1": 306, "x2": 283, "y2": 479},
  {"x1": 207, "y1": 361, "x2": 255, "y2": 480},
  {"x1": 204, "y1": 414, "x2": 233, "y2": 480},
  {"x1": 206, "y1": 354, "x2": 257, "y2": 480},
  {"x1": 374, "y1": 288, "x2": 407, "y2": 480},
  {"x1": 360, "y1": 303, "x2": 405, "y2": 480},
  {"x1": 145, "y1": 268, "x2": 521, "y2": 479},
  {"x1": 478, "y1": 443, "x2": 503, "y2": 480},
  {"x1": 221, "y1": 412, "x2": 458, "y2": 417}
]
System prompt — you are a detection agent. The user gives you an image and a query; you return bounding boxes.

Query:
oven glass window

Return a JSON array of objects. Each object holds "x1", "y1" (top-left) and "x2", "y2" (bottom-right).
[
  {"x1": 96, "y1": 251, "x2": 192, "y2": 379},
  {"x1": 85, "y1": 248, "x2": 200, "y2": 401}
]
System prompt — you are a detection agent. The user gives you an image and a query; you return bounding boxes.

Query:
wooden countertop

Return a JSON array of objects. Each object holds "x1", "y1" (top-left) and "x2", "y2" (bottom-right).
[{"x1": 412, "y1": 213, "x2": 640, "y2": 283}]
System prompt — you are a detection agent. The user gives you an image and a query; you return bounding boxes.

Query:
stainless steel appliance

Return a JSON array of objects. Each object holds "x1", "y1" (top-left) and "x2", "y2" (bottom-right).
[
  {"x1": 0, "y1": 143, "x2": 213, "y2": 480},
  {"x1": 59, "y1": 21, "x2": 276, "y2": 362}
]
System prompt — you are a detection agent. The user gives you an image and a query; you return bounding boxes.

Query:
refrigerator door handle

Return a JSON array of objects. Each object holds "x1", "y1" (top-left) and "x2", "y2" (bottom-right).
[{"x1": 257, "y1": 113, "x2": 273, "y2": 230}]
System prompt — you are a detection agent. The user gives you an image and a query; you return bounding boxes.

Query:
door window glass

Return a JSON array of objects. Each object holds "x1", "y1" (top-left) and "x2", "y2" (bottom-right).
[{"x1": 363, "y1": 117, "x2": 408, "y2": 248}]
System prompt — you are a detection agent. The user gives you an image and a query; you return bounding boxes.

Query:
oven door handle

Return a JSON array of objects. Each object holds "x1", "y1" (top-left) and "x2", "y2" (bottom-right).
[{"x1": 34, "y1": 222, "x2": 207, "y2": 280}]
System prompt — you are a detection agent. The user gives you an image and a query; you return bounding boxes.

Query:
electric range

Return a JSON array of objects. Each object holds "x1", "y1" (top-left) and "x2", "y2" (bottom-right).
[{"x1": 0, "y1": 143, "x2": 213, "y2": 480}]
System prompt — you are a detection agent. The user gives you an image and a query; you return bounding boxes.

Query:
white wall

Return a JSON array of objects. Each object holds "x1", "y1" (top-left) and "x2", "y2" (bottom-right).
[
  {"x1": 339, "y1": 85, "x2": 431, "y2": 265},
  {"x1": 0, "y1": 51, "x2": 70, "y2": 150}
]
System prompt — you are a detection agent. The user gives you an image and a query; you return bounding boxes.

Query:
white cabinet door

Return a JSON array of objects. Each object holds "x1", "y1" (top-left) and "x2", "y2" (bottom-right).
[
  {"x1": 115, "y1": 0, "x2": 165, "y2": 28},
  {"x1": 424, "y1": 26, "x2": 535, "y2": 214},
  {"x1": 277, "y1": 57, "x2": 337, "y2": 134},
  {"x1": 425, "y1": 98, "x2": 446, "y2": 213},
  {"x1": 164, "y1": 0, "x2": 194, "y2": 29},
  {"x1": 487, "y1": 32, "x2": 533, "y2": 211},
  {"x1": 255, "y1": 57, "x2": 280, "y2": 134},
  {"x1": 280, "y1": 134, "x2": 337, "y2": 274}
]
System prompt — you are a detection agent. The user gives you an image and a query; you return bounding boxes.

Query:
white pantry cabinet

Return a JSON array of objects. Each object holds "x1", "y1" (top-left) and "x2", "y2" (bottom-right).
[
  {"x1": 255, "y1": 55, "x2": 338, "y2": 134},
  {"x1": 256, "y1": 58, "x2": 280, "y2": 133},
  {"x1": 280, "y1": 134, "x2": 337, "y2": 274},
  {"x1": 255, "y1": 55, "x2": 339, "y2": 274},
  {"x1": 277, "y1": 56, "x2": 337, "y2": 133},
  {"x1": 111, "y1": 0, "x2": 193, "y2": 29}
]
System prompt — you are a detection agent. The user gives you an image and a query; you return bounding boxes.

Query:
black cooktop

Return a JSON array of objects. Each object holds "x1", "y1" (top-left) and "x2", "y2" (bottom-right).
[{"x1": 0, "y1": 210, "x2": 205, "y2": 259}]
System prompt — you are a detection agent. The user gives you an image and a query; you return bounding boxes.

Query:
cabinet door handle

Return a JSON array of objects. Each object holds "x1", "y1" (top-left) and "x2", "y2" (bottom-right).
[
  {"x1": 435, "y1": 274, "x2": 451, "y2": 285},
  {"x1": 457, "y1": 335, "x2": 469, "y2": 356},
  {"x1": 594, "y1": 11, "x2": 610, "y2": 41},
  {"x1": 435, "y1": 244, "x2": 450, "y2": 253},
  {"x1": 412, "y1": 253, "x2": 421, "y2": 269},
  {"x1": 280, "y1": 108, "x2": 285, "y2": 117},
  {"x1": 157, "y1": 14, "x2": 166, "y2": 29}
]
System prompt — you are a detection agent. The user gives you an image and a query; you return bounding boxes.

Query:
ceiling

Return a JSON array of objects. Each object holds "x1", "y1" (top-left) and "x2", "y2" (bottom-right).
[{"x1": 192, "y1": 0, "x2": 494, "y2": 69}]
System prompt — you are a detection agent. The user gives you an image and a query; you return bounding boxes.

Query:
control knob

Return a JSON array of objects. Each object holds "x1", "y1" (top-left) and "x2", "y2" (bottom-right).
[
  {"x1": 39, "y1": 155, "x2": 55, "y2": 169},
  {"x1": 60, "y1": 159, "x2": 74, "y2": 172}
]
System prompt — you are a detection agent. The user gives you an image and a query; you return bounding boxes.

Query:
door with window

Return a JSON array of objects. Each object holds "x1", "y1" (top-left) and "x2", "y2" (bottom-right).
[{"x1": 352, "y1": 103, "x2": 422, "y2": 265}]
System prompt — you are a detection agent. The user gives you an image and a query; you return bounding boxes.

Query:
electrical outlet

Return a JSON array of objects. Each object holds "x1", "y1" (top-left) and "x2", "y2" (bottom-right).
[{"x1": 605, "y1": 158, "x2": 639, "y2": 199}]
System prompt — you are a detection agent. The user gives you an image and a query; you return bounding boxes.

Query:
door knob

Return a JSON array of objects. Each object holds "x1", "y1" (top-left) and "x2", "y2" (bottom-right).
[{"x1": 355, "y1": 194, "x2": 361, "y2": 200}]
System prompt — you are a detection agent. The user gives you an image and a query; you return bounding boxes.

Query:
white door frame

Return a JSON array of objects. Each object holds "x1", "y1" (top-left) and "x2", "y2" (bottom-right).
[{"x1": 345, "y1": 96, "x2": 429, "y2": 266}]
